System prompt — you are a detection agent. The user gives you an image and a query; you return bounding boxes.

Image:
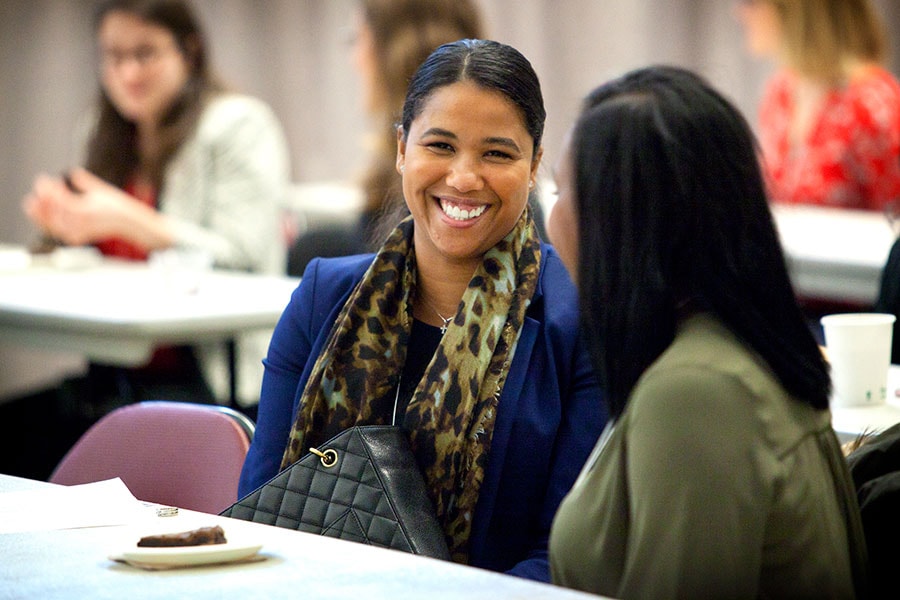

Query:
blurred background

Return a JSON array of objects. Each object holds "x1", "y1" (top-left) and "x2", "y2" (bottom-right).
[
  {"x1": 2, "y1": 0, "x2": 900, "y2": 394},
  {"x1": 3, "y1": 0, "x2": 898, "y2": 245}
]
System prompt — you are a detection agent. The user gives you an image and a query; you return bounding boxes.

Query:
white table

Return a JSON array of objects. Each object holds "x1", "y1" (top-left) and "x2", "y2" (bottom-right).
[
  {"x1": 772, "y1": 204, "x2": 895, "y2": 306},
  {"x1": 280, "y1": 198, "x2": 893, "y2": 306},
  {"x1": 0, "y1": 254, "x2": 299, "y2": 404},
  {"x1": 831, "y1": 365, "x2": 900, "y2": 443},
  {"x1": 0, "y1": 474, "x2": 605, "y2": 600},
  {"x1": 284, "y1": 180, "x2": 364, "y2": 232}
]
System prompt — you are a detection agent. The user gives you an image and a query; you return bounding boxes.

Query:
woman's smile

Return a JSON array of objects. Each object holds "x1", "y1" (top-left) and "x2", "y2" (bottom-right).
[
  {"x1": 397, "y1": 80, "x2": 540, "y2": 269},
  {"x1": 437, "y1": 196, "x2": 488, "y2": 223}
]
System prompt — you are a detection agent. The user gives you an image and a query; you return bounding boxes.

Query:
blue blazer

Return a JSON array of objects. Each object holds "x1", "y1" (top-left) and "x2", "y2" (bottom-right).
[{"x1": 239, "y1": 244, "x2": 606, "y2": 582}]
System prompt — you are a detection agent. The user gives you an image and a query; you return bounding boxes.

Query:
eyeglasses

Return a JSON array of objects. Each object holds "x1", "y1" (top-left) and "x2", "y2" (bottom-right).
[{"x1": 101, "y1": 43, "x2": 175, "y2": 69}]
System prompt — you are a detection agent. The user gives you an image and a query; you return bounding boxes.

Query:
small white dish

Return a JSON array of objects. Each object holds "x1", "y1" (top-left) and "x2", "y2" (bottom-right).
[{"x1": 117, "y1": 539, "x2": 263, "y2": 567}]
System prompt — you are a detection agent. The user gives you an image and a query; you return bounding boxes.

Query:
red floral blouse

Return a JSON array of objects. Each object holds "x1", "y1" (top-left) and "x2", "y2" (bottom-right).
[{"x1": 759, "y1": 66, "x2": 900, "y2": 212}]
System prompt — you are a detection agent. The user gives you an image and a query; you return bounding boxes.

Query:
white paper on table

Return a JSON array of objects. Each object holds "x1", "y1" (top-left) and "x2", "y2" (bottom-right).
[{"x1": 0, "y1": 478, "x2": 148, "y2": 534}]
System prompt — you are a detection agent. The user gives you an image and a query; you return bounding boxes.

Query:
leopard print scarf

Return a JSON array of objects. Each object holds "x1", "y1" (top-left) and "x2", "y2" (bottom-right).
[{"x1": 280, "y1": 206, "x2": 541, "y2": 563}]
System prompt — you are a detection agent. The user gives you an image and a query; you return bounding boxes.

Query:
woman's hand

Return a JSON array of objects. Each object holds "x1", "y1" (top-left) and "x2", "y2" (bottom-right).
[
  {"x1": 22, "y1": 168, "x2": 173, "y2": 249},
  {"x1": 22, "y1": 173, "x2": 71, "y2": 238}
]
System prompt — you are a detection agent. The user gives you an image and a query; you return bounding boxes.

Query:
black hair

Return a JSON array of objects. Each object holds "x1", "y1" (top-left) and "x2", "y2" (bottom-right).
[
  {"x1": 571, "y1": 65, "x2": 830, "y2": 417},
  {"x1": 400, "y1": 38, "x2": 545, "y2": 157}
]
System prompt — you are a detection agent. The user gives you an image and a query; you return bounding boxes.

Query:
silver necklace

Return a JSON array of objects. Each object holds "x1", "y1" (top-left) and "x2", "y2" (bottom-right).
[{"x1": 422, "y1": 297, "x2": 453, "y2": 334}]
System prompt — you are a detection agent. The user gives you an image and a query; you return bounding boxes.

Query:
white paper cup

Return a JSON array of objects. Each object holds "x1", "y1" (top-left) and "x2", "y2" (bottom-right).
[{"x1": 821, "y1": 313, "x2": 896, "y2": 407}]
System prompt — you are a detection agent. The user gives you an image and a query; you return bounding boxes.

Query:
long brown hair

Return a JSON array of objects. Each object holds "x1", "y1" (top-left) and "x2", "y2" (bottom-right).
[
  {"x1": 85, "y1": 0, "x2": 225, "y2": 189},
  {"x1": 358, "y1": 0, "x2": 483, "y2": 246},
  {"x1": 769, "y1": 0, "x2": 888, "y2": 83}
]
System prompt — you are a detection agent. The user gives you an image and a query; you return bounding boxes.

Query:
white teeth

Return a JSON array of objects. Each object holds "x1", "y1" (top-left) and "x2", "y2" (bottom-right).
[{"x1": 440, "y1": 199, "x2": 487, "y2": 221}]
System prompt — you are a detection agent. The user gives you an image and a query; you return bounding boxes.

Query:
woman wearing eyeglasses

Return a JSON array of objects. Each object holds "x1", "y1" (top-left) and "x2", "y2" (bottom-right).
[
  {"x1": 737, "y1": 0, "x2": 900, "y2": 211},
  {"x1": 22, "y1": 0, "x2": 290, "y2": 405}
]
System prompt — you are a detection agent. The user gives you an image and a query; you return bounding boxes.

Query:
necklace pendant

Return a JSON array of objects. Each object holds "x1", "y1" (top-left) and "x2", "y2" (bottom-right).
[{"x1": 423, "y1": 295, "x2": 453, "y2": 335}]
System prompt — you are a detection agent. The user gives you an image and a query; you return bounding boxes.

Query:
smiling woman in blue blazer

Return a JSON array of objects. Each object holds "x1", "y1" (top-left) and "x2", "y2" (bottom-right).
[{"x1": 238, "y1": 39, "x2": 605, "y2": 582}]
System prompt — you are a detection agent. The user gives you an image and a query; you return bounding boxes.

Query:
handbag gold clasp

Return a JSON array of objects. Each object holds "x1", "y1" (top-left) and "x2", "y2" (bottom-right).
[{"x1": 309, "y1": 446, "x2": 338, "y2": 468}]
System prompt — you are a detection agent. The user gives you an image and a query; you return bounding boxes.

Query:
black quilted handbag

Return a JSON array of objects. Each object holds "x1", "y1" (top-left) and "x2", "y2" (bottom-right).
[{"x1": 221, "y1": 425, "x2": 451, "y2": 560}]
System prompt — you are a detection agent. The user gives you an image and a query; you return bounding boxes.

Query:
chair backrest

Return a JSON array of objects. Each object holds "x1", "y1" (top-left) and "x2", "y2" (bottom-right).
[
  {"x1": 846, "y1": 422, "x2": 900, "y2": 598},
  {"x1": 49, "y1": 401, "x2": 254, "y2": 514}
]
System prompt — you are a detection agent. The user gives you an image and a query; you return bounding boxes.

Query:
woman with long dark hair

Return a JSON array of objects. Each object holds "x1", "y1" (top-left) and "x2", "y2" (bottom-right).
[{"x1": 547, "y1": 65, "x2": 867, "y2": 598}]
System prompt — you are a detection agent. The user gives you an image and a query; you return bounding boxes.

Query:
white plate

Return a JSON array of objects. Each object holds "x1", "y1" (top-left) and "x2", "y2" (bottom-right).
[{"x1": 118, "y1": 539, "x2": 263, "y2": 567}]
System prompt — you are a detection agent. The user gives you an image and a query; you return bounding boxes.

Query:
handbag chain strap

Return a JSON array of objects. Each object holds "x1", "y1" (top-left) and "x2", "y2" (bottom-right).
[
  {"x1": 309, "y1": 374, "x2": 403, "y2": 469},
  {"x1": 308, "y1": 446, "x2": 338, "y2": 467},
  {"x1": 309, "y1": 375, "x2": 403, "y2": 469}
]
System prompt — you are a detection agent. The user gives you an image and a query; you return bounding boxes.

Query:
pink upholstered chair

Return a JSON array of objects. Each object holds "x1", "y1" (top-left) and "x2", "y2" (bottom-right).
[{"x1": 49, "y1": 401, "x2": 254, "y2": 514}]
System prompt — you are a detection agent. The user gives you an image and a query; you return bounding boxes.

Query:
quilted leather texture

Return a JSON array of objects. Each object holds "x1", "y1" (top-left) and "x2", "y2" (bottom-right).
[{"x1": 222, "y1": 426, "x2": 450, "y2": 560}]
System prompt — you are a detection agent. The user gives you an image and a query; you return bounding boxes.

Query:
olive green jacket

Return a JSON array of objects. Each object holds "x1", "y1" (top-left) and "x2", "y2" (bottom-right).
[{"x1": 550, "y1": 313, "x2": 867, "y2": 599}]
